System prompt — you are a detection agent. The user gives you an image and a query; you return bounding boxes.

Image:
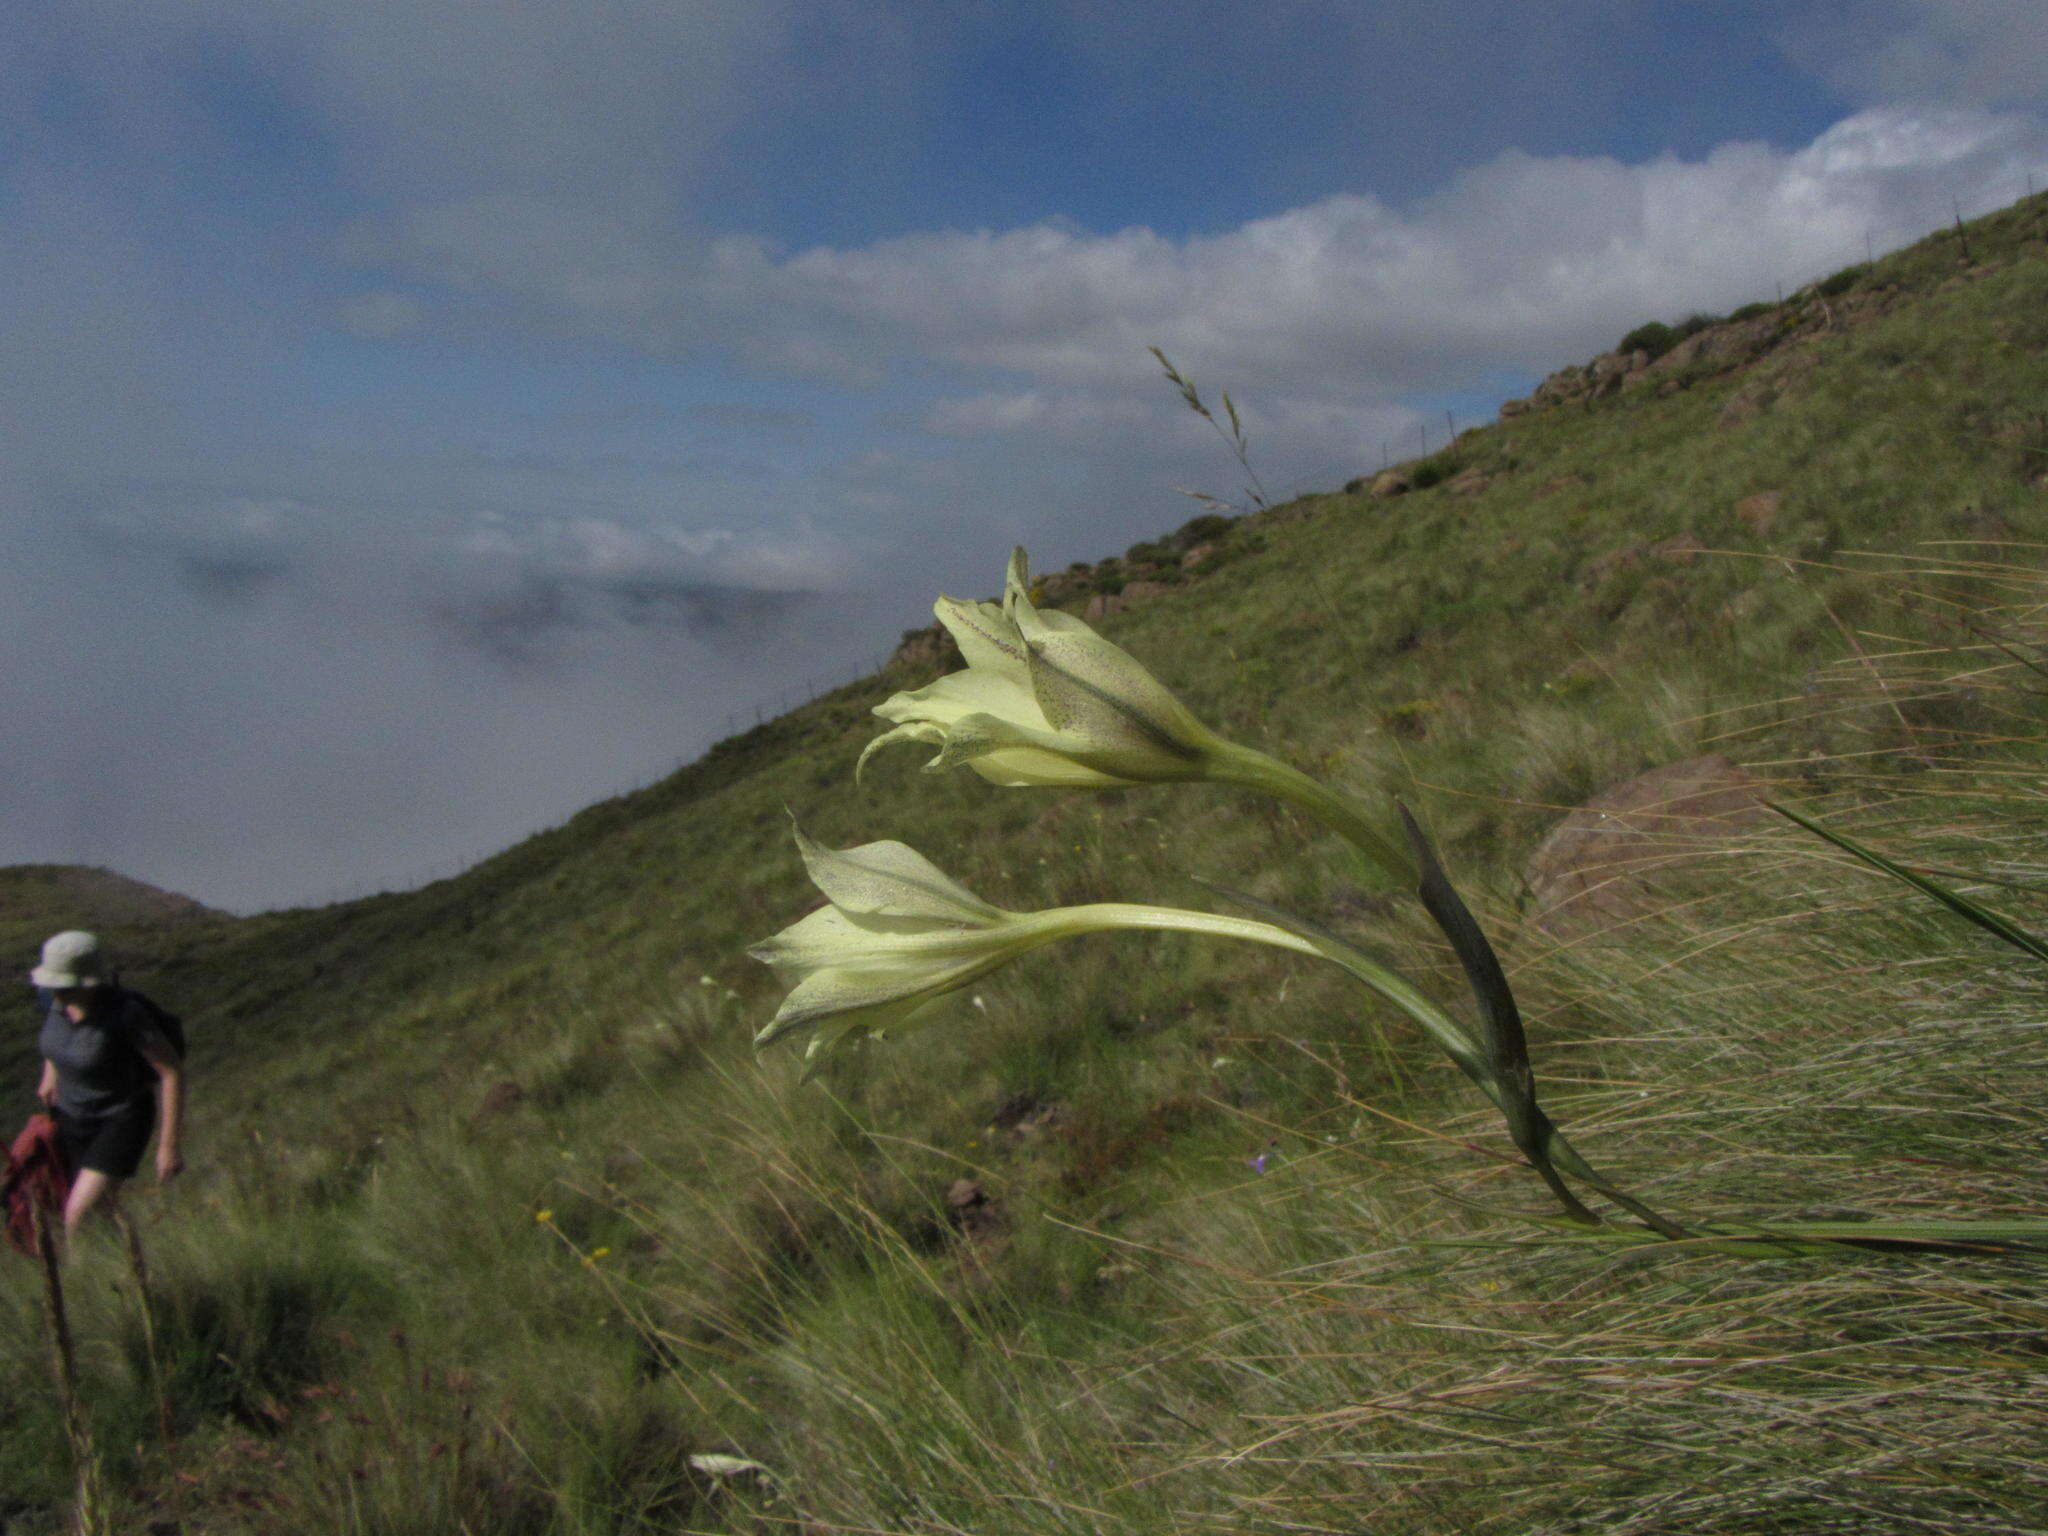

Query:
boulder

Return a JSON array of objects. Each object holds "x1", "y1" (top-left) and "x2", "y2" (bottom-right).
[
  {"x1": 1084, "y1": 582, "x2": 1168, "y2": 620},
  {"x1": 1369, "y1": 469, "x2": 1412, "y2": 498},
  {"x1": 945, "y1": 1178, "x2": 1002, "y2": 1241},
  {"x1": 1652, "y1": 316, "x2": 1776, "y2": 377},
  {"x1": 1445, "y1": 466, "x2": 1493, "y2": 497},
  {"x1": 1586, "y1": 349, "x2": 1649, "y2": 395},
  {"x1": 1532, "y1": 364, "x2": 1589, "y2": 408},
  {"x1": 988, "y1": 1092, "x2": 1065, "y2": 1143},
  {"x1": 1525, "y1": 755, "x2": 1768, "y2": 936},
  {"x1": 889, "y1": 624, "x2": 962, "y2": 675},
  {"x1": 1498, "y1": 397, "x2": 1532, "y2": 419},
  {"x1": 1033, "y1": 569, "x2": 1088, "y2": 606}
]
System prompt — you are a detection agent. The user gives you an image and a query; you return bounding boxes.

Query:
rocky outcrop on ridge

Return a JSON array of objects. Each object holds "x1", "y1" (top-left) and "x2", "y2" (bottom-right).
[{"x1": 885, "y1": 510, "x2": 1268, "y2": 669}]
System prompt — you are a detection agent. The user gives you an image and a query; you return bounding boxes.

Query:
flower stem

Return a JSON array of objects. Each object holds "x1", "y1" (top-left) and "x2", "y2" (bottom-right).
[
  {"x1": 1046, "y1": 903, "x2": 1328, "y2": 957},
  {"x1": 1182, "y1": 767, "x2": 1693, "y2": 1237},
  {"x1": 1209, "y1": 745, "x2": 1417, "y2": 886}
]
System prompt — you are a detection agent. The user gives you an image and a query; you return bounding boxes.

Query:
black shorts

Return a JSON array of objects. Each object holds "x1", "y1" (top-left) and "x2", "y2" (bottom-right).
[{"x1": 54, "y1": 1095, "x2": 157, "y2": 1179}]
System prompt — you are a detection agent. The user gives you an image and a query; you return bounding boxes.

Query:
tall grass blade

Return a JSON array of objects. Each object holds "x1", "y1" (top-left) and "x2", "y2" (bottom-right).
[
  {"x1": 1768, "y1": 799, "x2": 2048, "y2": 964},
  {"x1": 1446, "y1": 1215, "x2": 2048, "y2": 1258},
  {"x1": 116, "y1": 1211, "x2": 175, "y2": 1444}
]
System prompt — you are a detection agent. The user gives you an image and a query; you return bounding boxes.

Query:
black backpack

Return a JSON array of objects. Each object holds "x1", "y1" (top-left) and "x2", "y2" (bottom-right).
[{"x1": 126, "y1": 990, "x2": 188, "y2": 1062}]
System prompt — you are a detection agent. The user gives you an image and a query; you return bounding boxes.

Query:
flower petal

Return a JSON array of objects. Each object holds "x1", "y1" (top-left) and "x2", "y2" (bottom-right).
[
  {"x1": 965, "y1": 749, "x2": 1135, "y2": 789},
  {"x1": 754, "y1": 942, "x2": 1017, "y2": 1049},
  {"x1": 755, "y1": 975, "x2": 931, "y2": 1050},
  {"x1": 930, "y1": 712, "x2": 1145, "y2": 786},
  {"x1": 792, "y1": 823, "x2": 1009, "y2": 924},
  {"x1": 873, "y1": 665, "x2": 1045, "y2": 730},
  {"x1": 932, "y1": 592, "x2": 1030, "y2": 682},
  {"x1": 748, "y1": 906, "x2": 1000, "y2": 983},
  {"x1": 1002, "y1": 549, "x2": 1215, "y2": 763},
  {"x1": 747, "y1": 904, "x2": 868, "y2": 981},
  {"x1": 855, "y1": 720, "x2": 944, "y2": 781}
]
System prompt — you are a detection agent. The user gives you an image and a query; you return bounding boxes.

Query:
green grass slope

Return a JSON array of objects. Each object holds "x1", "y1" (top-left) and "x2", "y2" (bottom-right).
[{"x1": 3, "y1": 192, "x2": 2047, "y2": 1534}]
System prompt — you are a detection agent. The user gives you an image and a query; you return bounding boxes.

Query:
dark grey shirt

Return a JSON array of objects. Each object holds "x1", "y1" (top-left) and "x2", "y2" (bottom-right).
[{"x1": 38, "y1": 989, "x2": 173, "y2": 1118}]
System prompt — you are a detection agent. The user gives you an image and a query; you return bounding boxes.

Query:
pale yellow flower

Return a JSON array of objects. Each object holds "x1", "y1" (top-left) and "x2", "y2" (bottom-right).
[
  {"x1": 862, "y1": 548, "x2": 1227, "y2": 789},
  {"x1": 862, "y1": 548, "x2": 1414, "y2": 883},
  {"x1": 747, "y1": 828, "x2": 1630, "y2": 1227},
  {"x1": 750, "y1": 822, "x2": 1323, "y2": 1066}
]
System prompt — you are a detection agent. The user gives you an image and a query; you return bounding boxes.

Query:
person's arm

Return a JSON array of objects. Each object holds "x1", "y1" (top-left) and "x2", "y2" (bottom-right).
[
  {"x1": 138, "y1": 1035, "x2": 185, "y2": 1182},
  {"x1": 36, "y1": 1058, "x2": 58, "y2": 1108}
]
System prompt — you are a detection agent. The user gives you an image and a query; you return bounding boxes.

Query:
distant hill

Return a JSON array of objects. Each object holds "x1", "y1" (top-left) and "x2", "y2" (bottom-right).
[{"x1": 0, "y1": 863, "x2": 223, "y2": 934}]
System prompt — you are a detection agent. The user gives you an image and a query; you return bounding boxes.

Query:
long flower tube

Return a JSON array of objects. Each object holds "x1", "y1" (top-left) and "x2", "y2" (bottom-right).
[
  {"x1": 750, "y1": 823, "x2": 1332, "y2": 1064},
  {"x1": 753, "y1": 826, "x2": 1668, "y2": 1226}
]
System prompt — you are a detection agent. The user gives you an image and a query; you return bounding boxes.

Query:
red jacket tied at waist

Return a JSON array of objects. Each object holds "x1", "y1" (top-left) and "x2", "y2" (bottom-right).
[{"x1": 3, "y1": 1113, "x2": 71, "y2": 1256}]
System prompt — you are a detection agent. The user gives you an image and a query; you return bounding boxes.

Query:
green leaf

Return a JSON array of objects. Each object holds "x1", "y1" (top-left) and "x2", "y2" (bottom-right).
[
  {"x1": 1388, "y1": 803, "x2": 1691, "y2": 1238},
  {"x1": 1394, "y1": 803, "x2": 1538, "y2": 1152},
  {"x1": 1767, "y1": 799, "x2": 2048, "y2": 965}
]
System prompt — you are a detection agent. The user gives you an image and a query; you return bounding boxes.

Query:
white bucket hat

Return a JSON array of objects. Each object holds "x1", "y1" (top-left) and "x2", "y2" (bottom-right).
[{"x1": 31, "y1": 930, "x2": 111, "y2": 990}]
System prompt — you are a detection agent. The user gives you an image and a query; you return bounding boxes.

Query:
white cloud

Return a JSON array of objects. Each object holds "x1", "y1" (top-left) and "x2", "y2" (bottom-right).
[
  {"x1": 335, "y1": 98, "x2": 2018, "y2": 585},
  {"x1": 357, "y1": 106, "x2": 2048, "y2": 417}
]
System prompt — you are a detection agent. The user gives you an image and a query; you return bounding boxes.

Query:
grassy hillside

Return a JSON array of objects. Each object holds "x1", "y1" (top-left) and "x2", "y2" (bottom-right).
[{"x1": 4, "y1": 192, "x2": 2047, "y2": 1534}]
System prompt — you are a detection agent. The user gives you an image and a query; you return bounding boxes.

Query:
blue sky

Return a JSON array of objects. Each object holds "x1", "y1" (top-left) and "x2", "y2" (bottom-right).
[{"x1": 4, "y1": 0, "x2": 2047, "y2": 910}]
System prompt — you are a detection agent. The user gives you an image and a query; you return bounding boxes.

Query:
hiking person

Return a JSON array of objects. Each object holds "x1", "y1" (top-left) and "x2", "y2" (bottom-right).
[{"x1": 28, "y1": 931, "x2": 185, "y2": 1236}]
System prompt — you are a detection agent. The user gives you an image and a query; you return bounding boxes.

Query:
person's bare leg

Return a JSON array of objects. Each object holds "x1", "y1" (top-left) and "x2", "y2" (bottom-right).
[{"x1": 63, "y1": 1169, "x2": 121, "y2": 1236}]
